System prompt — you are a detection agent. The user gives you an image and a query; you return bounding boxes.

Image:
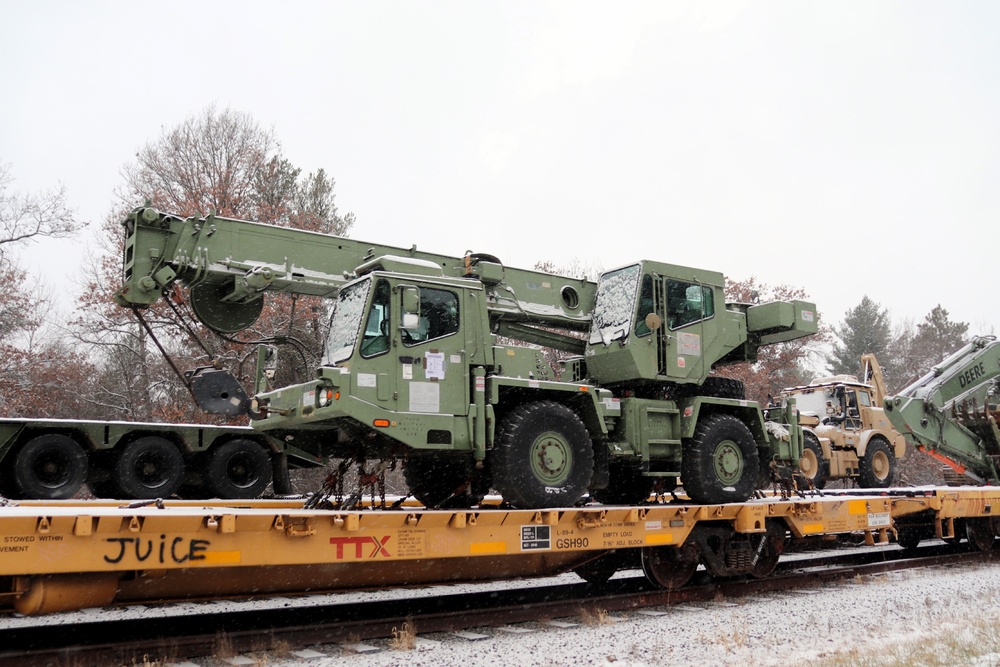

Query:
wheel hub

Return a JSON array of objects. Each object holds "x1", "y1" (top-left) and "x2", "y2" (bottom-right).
[
  {"x1": 800, "y1": 449, "x2": 818, "y2": 477},
  {"x1": 872, "y1": 451, "x2": 889, "y2": 479},
  {"x1": 713, "y1": 440, "x2": 743, "y2": 485},
  {"x1": 36, "y1": 456, "x2": 70, "y2": 486},
  {"x1": 532, "y1": 433, "x2": 570, "y2": 484}
]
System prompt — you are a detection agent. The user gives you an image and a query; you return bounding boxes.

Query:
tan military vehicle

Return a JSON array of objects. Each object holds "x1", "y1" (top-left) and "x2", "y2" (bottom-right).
[{"x1": 782, "y1": 354, "x2": 906, "y2": 488}]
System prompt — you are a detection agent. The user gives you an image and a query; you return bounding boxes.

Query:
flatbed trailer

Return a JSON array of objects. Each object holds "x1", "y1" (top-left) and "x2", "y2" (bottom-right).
[
  {"x1": 1, "y1": 487, "x2": 997, "y2": 615},
  {"x1": 0, "y1": 417, "x2": 327, "y2": 501}
]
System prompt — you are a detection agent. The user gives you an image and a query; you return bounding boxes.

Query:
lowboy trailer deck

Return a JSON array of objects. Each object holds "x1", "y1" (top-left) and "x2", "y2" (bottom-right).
[{"x1": 0, "y1": 487, "x2": 996, "y2": 615}]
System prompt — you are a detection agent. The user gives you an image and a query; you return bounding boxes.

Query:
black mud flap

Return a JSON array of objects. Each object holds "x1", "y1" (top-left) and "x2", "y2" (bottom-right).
[{"x1": 187, "y1": 367, "x2": 251, "y2": 417}]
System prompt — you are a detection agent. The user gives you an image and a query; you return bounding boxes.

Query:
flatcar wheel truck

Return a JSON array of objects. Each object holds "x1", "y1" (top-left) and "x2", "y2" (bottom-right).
[{"x1": 115, "y1": 206, "x2": 819, "y2": 508}]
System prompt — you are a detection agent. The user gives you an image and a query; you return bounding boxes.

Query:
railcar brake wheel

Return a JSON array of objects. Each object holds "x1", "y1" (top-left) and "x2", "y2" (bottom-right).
[
  {"x1": 203, "y1": 439, "x2": 272, "y2": 499},
  {"x1": 641, "y1": 545, "x2": 698, "y2": 590},
  {"x1": 12, "y1": 434, "x2": 88, "y2": 499},
  {"x1": 114, "y1": 436, "x2": 185, "y2": 499},
  {"x1": 681, "y1": 414, "x2": 758, "y2": 504},
  {"x1": 491, "y1": 400, "x2": 593, "y2": 509}
]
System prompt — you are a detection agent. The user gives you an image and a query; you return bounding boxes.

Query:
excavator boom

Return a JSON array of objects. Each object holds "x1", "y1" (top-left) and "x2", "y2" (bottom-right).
[{"x1": 884, "y1": 336, "x2": 1000, "y2": 483}]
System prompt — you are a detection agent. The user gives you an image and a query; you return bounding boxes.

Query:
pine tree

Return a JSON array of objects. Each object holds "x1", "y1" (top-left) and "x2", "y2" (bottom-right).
[{"x1": 827, "y1": 296, "x2": 892, "y2": 376}]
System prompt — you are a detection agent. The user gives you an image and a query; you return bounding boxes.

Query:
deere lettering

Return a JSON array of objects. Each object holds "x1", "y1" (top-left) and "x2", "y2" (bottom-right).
[
  {"x1": 958, "y1": 362, "x2": 986, "y2": 388},
  {"x1": 104, "y1": 535, "x2": 210, "y2": 564},
  {"x1": 329, "y1": 536, "x2": 392, "y2": 559}
]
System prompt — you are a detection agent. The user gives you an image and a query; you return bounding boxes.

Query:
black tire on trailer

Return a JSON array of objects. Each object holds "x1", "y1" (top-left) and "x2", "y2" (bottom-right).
[
  {"x1": 591, "y1": 459, "x2": 655, "y2": 505},
  {"x1": 858, "y1": 436, "x2": 894, "y2": 489},
  {"x1": 12, "y1": 434, "x2": 88, "y2": 499},
  {"x1": 491, "y1": 400, "x2": 594, "y2": 509},
  {"x1": 681, "y1": 413, "x2": 759, "y2": 505},
  {"x1": 699, "y1": 376, "x2": 746, "y2": 400},
  {"x1": 403, "y1": 453, "x2": 489, "y2": 509},
  {"x1": 113, "y1": 436, "x2": 185, "y2": 499},
  {"x1": 203, "y1": 439, "x2": 273, "y2": 499},
  {"x1": 798, "y1": 430, "x2": 829, "y2": 490}
]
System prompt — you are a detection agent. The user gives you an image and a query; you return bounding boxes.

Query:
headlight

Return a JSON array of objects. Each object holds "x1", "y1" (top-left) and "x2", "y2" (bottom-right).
[{"x1": 317, "y1": 387, "x2": 336, "y2": 407}]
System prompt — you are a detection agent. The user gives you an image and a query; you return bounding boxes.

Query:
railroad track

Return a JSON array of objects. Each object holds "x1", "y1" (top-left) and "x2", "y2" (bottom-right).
[{"x1": 0, "y1": 542, "x2": 993, "y2": 667}]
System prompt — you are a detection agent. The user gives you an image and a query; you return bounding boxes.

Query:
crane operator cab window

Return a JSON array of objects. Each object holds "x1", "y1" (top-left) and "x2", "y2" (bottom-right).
[
  {"x1": 667, "y1": 280, "x2": 714, "y2": 329},
  {"x1": 402, "y1": 287, "x2": 460, "y2": 346},
  {"x1": 361, "y1": 279, "x2": 392, "y2": 357},
  {"x1": 635, "y1": 274, "x2": 655, "y2": 336}
]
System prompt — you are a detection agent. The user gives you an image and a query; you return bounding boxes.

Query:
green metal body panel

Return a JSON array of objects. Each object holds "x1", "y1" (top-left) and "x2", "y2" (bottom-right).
[{"x1": 884, "y1": 336, "x2": 1000, "y2": 483}]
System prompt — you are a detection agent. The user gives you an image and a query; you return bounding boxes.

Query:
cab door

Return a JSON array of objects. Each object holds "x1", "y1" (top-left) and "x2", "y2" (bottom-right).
[
  {"x1": 395, "y1": 283, "x2": 471, "y2": 446},
  {"x1": 662, "y1": 278, "x2": 719, "y2": 381}
]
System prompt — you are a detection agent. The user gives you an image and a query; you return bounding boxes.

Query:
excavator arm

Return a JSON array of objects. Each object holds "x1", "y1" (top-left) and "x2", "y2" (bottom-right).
[
  {"x1": 861, "y1": 353, "x2": 889, "y2": 406},
  {"x1": 115, "y1": 206, "x2": 596, "y2": 341},
  {"x1": 883, "y1": 336, "x2": 1000, "y2": 483}
]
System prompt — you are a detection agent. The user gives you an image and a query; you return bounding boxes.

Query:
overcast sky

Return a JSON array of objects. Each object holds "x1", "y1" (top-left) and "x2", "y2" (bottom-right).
[{"x1": 2, "y1": 1, "x2": 999, "y2": 338}]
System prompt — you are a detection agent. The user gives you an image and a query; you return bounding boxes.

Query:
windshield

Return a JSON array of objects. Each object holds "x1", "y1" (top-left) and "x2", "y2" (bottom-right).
[
  {"x1": 323, "y1": 278, "x2": 372, "y2": 365},
  {"x1": 589, "y1": 264, "x2": 641, "y2": 345}
]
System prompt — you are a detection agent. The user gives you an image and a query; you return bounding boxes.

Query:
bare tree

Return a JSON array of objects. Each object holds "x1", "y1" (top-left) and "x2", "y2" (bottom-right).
[
  {"x1": 75, "y1": 106, "x2": 354, "y2": 422},
  {"x1": 0, "y1": 162, "x2": 89, "y2": 417},
  {"x1": 723, "y1": 276, "x2": 828, "y2": 404},
  {"x1": 0, "y1": 161, "x2": 82, "y2": 257}
]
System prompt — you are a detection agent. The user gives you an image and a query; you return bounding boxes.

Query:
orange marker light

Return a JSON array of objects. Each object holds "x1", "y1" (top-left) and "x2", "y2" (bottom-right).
[{"x1": 373, "y1": 419, "x2": 391, "y2": 428}]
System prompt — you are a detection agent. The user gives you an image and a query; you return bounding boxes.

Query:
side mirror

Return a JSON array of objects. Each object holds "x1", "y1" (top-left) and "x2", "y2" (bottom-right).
[{"x1": 401, "y1": 287, "x2": 420, "y2": 330}]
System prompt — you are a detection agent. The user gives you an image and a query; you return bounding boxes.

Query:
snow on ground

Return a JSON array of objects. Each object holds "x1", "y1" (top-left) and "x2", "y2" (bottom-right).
[
  {"x1": 5, "y1": 549, "x2": 999, "y2": 666},
  {"x1": 199, "y1": 557, "x2": 1000, "y2": 667}
]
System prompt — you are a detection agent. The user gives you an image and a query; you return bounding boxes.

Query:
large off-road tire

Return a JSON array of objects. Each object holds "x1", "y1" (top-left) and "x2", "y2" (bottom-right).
[
  {"x1": 12, "y1": 434, "x2": 88, "y2": 499},
  {"x1": 699, "y1": 376, "x2": 746, "y2": 400},
  {"x1": 591, "y1": 459, "x2": 655, "y2": 505},
  {"x1": 203, "y1": 439, "x2": 273, "y2": 499},
  {"x1": 403, "y1": 453, "x2": 489, "y2": 509},
  {"x1": 798, "y1": 431, "x2": 828, "y2": 490},
  {"x1": 681, "y1": 413, "x2": 759, "y2": 504},
  {"x1": 114, "y1": 436, "x2": 185, "y2": 499},
  {"x1": 858, "y1": 436, "x2": 894, "y2": 489},
  {"x1": 491, "y1": 401, "x2": 594, "y2": 509}
]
